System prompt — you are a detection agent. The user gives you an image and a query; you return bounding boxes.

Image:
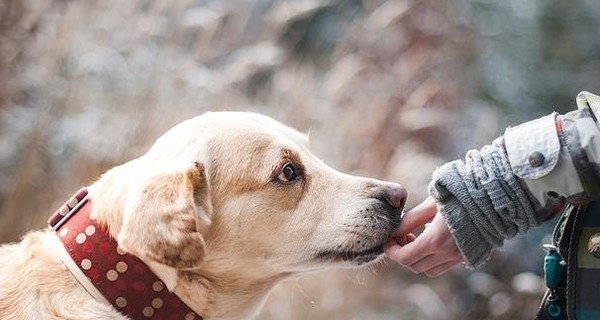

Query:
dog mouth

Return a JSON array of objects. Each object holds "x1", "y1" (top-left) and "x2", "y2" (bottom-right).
[
  {"x1": 315, "y1": 245, "x2": 384, "y2": 265},
  {"x1": 312, "y1": 200, "x2": 403, "y2": 265}
]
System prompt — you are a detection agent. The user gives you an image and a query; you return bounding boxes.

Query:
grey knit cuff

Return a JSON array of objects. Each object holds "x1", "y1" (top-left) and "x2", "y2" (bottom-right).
[{"x1": 428, "y1": 137, "x2": 541, "y2": 268}]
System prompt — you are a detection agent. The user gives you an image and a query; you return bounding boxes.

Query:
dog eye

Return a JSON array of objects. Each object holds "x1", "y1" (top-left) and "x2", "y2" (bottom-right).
[{"x1": 277, "y1": 163, "x2": 300, "y2": 183}]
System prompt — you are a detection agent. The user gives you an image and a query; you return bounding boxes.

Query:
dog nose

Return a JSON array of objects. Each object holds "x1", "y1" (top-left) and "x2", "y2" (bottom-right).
[{"x1": 382, "y1": 184, "x2": 407, "y2": 209}]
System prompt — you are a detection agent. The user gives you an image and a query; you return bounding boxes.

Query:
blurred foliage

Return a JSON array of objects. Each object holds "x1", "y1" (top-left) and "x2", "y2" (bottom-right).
[{"x1": 0, "y1": 0, "x2": 598, "y2": 319}]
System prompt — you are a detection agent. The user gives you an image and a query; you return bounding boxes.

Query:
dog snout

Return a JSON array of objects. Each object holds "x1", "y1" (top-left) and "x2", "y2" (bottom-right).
[{"x1": 380, "y1": 183, "x2": 407, "y2": 210}]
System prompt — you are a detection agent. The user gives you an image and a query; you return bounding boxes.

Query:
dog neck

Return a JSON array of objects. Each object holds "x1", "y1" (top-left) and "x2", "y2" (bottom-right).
[
  {"x1": 88, "y1": 172, "x2": 290, "y2": 320},
  {"x1": 48, "y1": 190, "x2": 202, "y2": 319},
  {"x1": 170, "y1": 257, "x2": 291, "y2": 319}
]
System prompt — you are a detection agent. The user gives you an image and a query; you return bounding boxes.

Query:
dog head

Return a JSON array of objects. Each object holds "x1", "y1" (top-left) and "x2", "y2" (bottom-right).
[{"x1": 95, "y1": 112, "x2": 406, "y2": 277}]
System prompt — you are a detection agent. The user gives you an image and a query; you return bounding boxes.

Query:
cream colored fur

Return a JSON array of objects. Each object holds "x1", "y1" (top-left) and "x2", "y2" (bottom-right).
[{"x1": 0, "y1": 112, "x2": 405, "y2": 320}]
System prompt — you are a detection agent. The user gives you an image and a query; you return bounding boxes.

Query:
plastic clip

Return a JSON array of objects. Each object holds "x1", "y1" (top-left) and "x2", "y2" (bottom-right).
[{"x1": 543, "y1": 244, "x2": 563, "y2": 290}]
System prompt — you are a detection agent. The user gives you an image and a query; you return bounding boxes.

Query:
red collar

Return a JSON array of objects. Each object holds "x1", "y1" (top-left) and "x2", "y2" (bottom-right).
[{"x1": 48, "y1": 188, "x2": 202, "y2": 320}]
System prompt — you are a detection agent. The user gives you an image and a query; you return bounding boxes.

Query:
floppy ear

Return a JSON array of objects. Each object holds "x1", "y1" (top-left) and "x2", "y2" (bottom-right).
[{"x1": 117, "y1": 162, "x2": 211, "y2": 269}]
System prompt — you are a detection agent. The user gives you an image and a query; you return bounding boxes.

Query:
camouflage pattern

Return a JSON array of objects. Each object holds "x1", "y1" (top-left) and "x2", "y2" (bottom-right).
[{"x1": 536, "y1": 92, "x2": 600, "y2": 320}]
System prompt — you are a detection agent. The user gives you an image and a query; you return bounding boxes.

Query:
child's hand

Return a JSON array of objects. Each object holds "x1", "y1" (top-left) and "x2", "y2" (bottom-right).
[{"x1": 385, "y1": 197, "x2": 464, "y2": 276}]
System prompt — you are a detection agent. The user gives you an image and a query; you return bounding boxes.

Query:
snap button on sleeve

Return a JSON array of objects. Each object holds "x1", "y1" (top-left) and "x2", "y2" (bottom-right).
[
  {"x1": 528, "y1": 152, "x2": 545, "y2": 168},
  {"x1": 505, "y1": 113, "x2": 560, "y2": 179}
]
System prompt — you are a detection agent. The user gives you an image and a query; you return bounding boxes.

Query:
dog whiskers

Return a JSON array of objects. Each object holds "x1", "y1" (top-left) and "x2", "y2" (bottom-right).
[{"x1": 294, "y1": 278, "x2": 315, "y2": 305}]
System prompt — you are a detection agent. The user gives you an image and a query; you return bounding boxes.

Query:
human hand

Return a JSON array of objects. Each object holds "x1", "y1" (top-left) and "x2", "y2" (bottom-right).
[{"x1": 384, "y1": 197, "x2": 464, "y2": 276}]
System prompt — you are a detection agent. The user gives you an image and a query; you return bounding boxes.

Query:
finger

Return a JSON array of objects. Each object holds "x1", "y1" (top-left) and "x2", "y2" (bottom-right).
[
  {"x1": 404, "y1": 233, "x2": 417, "y2": 244},
  {"x1": 406, "y1": 252, "x2": 456, "y2": 274},
  {"x1": 405, "y1": 233, "x2": 462, "y2": 272},
  {"x1": 384, "y1": 237, "x2": 431, "y2": 266},
  {"x1": 396, "y1": 197, "x2": 437, "y2": 236},
  {"x1": 424, "y1": 258, "x2": 463, "y2": 277},
  {"x1": 383, "y1": 233, "x2": 416, "y2": 256},
  {"x1": 394, "y1": 233, "x2": 416, "y2": 246}
]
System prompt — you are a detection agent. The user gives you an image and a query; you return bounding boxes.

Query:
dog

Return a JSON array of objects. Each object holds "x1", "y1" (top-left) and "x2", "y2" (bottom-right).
[{"x1": 0, "y1": 112, "x2": 406, "y2": 320}]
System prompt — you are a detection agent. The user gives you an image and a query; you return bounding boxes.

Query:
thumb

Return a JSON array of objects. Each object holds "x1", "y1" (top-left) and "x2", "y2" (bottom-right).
[{"x1": 396, "y1": 196, "x2": 437, "y2": 236}]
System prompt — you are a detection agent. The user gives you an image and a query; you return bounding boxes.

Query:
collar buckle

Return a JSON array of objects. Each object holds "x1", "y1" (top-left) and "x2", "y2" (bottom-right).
[{"x1": 48, "y1": 188, "x2": 89, "y2": 231}]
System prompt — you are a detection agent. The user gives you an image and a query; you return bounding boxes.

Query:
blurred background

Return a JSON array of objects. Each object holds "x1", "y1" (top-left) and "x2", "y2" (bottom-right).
[{"x1": 1, "y1": 0, "x2": 599, "y2": 319}]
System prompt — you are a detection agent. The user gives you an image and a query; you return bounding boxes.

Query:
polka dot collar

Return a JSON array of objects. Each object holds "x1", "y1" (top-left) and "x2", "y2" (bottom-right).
[{"x1": 48, "y1": 188, "x2": 201, "y2": 320}]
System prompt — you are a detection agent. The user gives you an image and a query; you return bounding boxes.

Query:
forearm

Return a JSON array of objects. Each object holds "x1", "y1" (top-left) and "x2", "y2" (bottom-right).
[
  {"x1": 429, "y1": 137, "x2": 541, "y2": 268},
  {"x1": 432, "y1": 91, "x2": 600, "y2": 268}
]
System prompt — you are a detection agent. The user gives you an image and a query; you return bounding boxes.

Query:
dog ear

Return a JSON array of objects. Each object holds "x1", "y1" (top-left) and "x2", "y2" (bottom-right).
[{"x1": 117, "y1": 162, "x2": 211, "y2": 269}]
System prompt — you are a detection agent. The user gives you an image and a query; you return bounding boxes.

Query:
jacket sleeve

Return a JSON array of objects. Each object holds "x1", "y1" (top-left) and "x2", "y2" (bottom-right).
[
  {"x1": 429, "y1": 91, "x2": 600, "y2": 268},
  {"x1": 509, "y1": 91, "x2": 600, "y2": 208}
]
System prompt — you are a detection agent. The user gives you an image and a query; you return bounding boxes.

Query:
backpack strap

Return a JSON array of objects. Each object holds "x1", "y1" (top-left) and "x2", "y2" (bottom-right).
[{"x1": 537, "y1": 203, "x2": 586, "y2": 320}]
